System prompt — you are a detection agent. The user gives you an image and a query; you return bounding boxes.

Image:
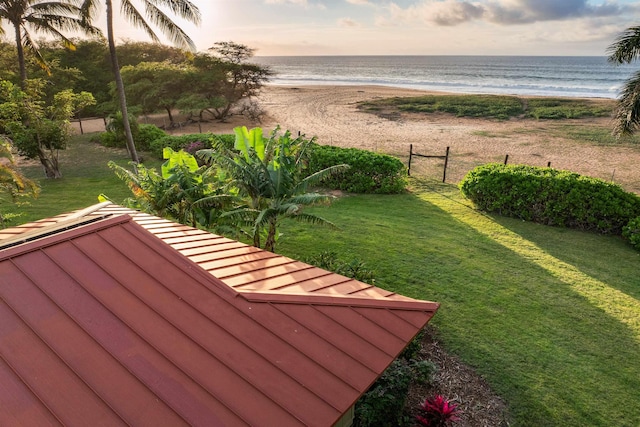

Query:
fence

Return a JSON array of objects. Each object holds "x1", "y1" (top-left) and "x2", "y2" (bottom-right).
[{"x1": 408, "y1": 144, "x2": 450, "y2": 182}]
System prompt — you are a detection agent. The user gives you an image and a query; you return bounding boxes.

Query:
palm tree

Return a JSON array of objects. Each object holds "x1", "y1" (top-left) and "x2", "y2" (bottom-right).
[
  {"x1": 202, "y1": 127, "x2": 349, "y2": 252},
  {"x1": 607, "y1": 25, "x2": 640, "y2": 136},
  {"x1": 81, "y1": 0, "x2": 201, "y2": 164},
  {"x1": 0, "y1": 0, "x2": 100, "y2": 86}
]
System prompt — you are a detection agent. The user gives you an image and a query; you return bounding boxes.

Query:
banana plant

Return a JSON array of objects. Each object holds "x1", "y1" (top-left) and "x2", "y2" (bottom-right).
[
  {"x1": 200, "y1": 126, "x2": 348, "y2": 252},
  {"x1": 108, "y1": 148, "x2": 235, "y2": 230}
]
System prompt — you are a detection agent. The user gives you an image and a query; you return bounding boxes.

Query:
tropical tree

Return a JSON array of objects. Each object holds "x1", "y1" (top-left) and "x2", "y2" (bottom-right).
[
  {"x1": 120, "y1": 61, "x2": 193, "y2": 126},
  {"x1": 193, "y1": 42, "x2": 272, "y2": 121},
  {"x1": 200, "y1": 126, "x2": 348, "y2": 252},
  {"x1": 108, "y1": 147, "x2": 234, "y2": 230},
  {"x1": 0, "y1": 79, "x2": 95, "y2": 178},
  {"x1": 80, "y1": 0, "x2": 201, "y2": 164},
  {"x1": 0, "y1": 137, "x2": 39, "y2": 226},
  {"x1": 608, "y1": 25, "x2": 640, "y2": 136},
  {"x1": 0, "y1": 0, "x2": 100, "y2": 86}
]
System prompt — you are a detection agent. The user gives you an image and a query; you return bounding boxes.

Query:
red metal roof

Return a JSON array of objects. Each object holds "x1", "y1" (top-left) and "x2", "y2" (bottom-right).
[
  {"x1": 0, "y1": 208, "x2": 438, "y2": 426},
  {"x1": 0, "y1": 203, "x2": 415, "y2": 301}
]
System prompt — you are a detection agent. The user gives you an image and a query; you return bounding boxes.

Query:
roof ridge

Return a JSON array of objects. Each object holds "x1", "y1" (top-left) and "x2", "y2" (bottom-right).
[{"x1": 240, "y1": 290, "x2": 439, "y2": 311}]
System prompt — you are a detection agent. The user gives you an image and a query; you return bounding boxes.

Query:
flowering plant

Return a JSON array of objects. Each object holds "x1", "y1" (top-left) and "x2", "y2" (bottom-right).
[{"x1": 415, "y1": 395, "x2": 460, "y2": 426}]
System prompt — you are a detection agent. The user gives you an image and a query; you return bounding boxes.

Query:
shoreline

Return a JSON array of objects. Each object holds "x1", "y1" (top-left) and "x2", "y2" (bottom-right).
[
  {"x1": 263, "y1": 82, "x2": 617, "y2": 102},
  {"x1": 263, "y1": 82, "x2": 619, "y2": 101}
]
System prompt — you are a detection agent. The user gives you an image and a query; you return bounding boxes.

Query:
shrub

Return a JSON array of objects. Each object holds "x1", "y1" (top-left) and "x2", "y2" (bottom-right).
[
  {"x1": 459, "y1": 163, "x2": 640, "y2": 234},
  {"x1": 149, "y1": 133, "x2": 235, "y2": 158},
  {"x1": 415, "y1": 395, "x2": 461, "y2": 427},
  {"x1": 308, "y1": 145, "x2": 407, "y2": 194},
  {"x1": 355, "y1": 358, "x2": 436, "y2": 427},
  {"x1": 136, "y1": 124, "x2": 166, "y2": 151},
  {"x1": 623, "y1": 217, "x2": 640, "y2": 250}
]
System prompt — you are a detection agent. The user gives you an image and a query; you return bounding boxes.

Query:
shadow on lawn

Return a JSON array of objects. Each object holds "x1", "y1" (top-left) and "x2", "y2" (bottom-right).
[{"x1": 278, "y1": 180, "x2": 640, "y2": 426}]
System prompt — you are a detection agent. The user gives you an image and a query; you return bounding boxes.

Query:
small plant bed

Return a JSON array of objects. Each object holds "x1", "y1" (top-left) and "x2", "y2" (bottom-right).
[
  {"x1": 358, "y1": 94, "x2": 614, "y2": 121},
  {"x1": 405, "y1": 326, "x2": 509, "y2": 427}
]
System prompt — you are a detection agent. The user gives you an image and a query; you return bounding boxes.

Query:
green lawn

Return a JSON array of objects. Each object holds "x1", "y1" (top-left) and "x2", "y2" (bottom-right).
[
  {"x1": 5, "y1": 138, "x2": 640, "y2": 426},
  {"x1": 277, "y1": 181, "x2": 640, "y2": 427}
]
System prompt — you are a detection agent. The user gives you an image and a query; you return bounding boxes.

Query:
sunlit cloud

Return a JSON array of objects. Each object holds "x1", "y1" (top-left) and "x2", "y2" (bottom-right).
[
  {"x1": 346, "y1": 0, "x2": 371, "y2": 5},
  {"x1": 338, "y1": 17, "x2": 362, "y2": 27}
]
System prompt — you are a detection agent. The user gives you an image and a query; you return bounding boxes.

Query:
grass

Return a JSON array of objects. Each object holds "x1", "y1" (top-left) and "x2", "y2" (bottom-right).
[
  {"x1": 276, "y1": 181, "x2": 640, "y2": 426},
  {"x1": 3, "y1": 135, "x2": 161, "y2": 224},
  {"x1": 6, "y1": 136, "x2": 640, "y2": 426},
  {"x1": 359, "y1": 94, "x2": 615, "y2": 121}
]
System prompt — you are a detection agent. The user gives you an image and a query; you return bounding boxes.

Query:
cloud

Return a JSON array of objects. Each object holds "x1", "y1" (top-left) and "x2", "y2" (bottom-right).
[
  {"x1": 346, "y1": 0, "x2": 371, "y2": 4},
  {"x1": 385, "y1": 0, "x2": 634, "y2": 26},
  {"x1": 338, "y1": 17, "x2": 361, "y2": 27},
  {"x1": 264, "y1": 0, "x2": 308, "y2": 5},
  {"x1": 486, "y1": 0, "x2": 626, "y2": 24}
]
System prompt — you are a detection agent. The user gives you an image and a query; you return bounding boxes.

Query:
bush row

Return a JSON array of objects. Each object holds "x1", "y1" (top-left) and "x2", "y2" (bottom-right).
[
  {"x1": 149, "y1": 133, "x2": 235, "y2": 158},
  {"x1": 459, "y1": 163, "x2": 640, "y2": 238},
  {"x1": 126, "y1": 130, "x2": 408, "y2": 194},
  {"x1": 307, "y1": 144, "x2": 407, "y2": 194},
  {"x1": 94, "y1": 123, "x2": 167, "y2": 152}
]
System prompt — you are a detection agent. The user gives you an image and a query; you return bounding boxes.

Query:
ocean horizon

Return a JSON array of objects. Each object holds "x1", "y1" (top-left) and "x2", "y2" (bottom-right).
[{"x1": 252, "y1": 55, "x2": 637, "y2": 99}]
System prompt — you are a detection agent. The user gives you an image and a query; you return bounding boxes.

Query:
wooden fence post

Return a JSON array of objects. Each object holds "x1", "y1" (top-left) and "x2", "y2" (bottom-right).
[
  {"x1": 408, "y1": 144, "x2": 413, "y2": 176},
  {"x1": 78, "y1": 117, "x2": 84, "y2": 135},
  {"x1": 442, "y1": 146, "x2": 450, "y2": 183},
  {"x1": 504, "y1": 154, "x2": 509, "y2": 165}
]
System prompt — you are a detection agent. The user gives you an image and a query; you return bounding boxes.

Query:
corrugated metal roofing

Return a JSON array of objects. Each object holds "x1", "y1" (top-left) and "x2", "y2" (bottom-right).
[
  {"x1": 0, "y1": 205, "x2": 439, "y2": 426},
  {"x1": 0, "y1": 203, "x2": 415, "y2": 301}
]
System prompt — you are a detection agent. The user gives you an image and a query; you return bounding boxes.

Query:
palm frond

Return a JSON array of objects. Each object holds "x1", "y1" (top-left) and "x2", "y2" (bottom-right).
[
  {"x1": 144, "y1": 1, "x2": 196, "y2": 50},
  {"x1": 80, "y1": 0, "x2": 100, "y2": 22},
  {"x1": 20, "y1": 29, "x2": 51, "y2": 75},
  {"x1": 293, "y1": 163, "x2": 349, "y2": 194},
  {"x1": 290, "y1": 212, "x2": 336, "y2": 228},
  {"x1": 607, "y1": 26, "x2": 640, "y2": 64},
  {"x1": 613, "y1": 70, "x2": 640, "y2": 136},
  {"x1": 120, "y1": 0, "x2": 161, "y2": 43},
  {"x1": 148, "y1": 0, "x2": 201, "y2": 24}
]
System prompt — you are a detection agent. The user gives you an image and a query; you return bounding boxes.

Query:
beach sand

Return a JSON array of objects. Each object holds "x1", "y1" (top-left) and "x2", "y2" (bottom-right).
[
  {"x1": 72, "y1": 84, "x2": 640, "y2": 193},
  {"x1": 257, "y1": 85, "x2": 640, "y2": 193}
]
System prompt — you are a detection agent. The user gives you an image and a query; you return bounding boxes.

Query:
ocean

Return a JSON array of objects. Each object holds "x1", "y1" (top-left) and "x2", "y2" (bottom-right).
[{"x1": 252, "y1": 56, "x2": 637, "y2": 99}]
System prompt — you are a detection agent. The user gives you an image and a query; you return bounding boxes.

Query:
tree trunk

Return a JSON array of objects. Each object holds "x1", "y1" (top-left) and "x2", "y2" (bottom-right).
[
  {"x1": 14, "y1": 24, "x2": 27, "y2": 88},
  {"x1": 37, "y1": 148, "x2": 62, "y2": 179},
  {"x1": 166, "y1": 107, "x2": 174, "y2": 125},
  {"x1": 264, "y1": 218, "x2": 278, "y2": 252},
  {"x1": 106, "y1": 0, "x2": 139, "y2": 164}
]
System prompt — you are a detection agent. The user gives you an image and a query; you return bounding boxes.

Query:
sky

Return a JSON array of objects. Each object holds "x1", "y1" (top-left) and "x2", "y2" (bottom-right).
[{"x1": 83, "y1": 0, "x2": 640, "y2": 56}]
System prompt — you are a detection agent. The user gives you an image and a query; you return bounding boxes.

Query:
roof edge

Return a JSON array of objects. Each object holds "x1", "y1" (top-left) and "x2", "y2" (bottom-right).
[
  {"x1": 241, "y1": 291, "x2": 440, "y2": 312},
  {"x1": 66, "y1": 201, "x2": 114, "y2": 220},
  {"x1": 0, "y1": 215, "x2": 129, "y2": 261}
]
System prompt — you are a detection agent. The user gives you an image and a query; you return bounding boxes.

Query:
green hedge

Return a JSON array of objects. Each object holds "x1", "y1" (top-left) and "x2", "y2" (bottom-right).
[
  {"x1": 623, "y1": 217, "x2": 640, "y2": 250},
  {"x1": 92, "y1": 123, "x2": 166, "y2": 152},
  {"x1": 459, "y1": 163, "x2": 640, "y2": 235},
  {"x1": 308, "y1": 145, "x2": 407, "y2": 194},
  {"x1": 149, "y1": 133, "x2": 234, "y2": 158}
]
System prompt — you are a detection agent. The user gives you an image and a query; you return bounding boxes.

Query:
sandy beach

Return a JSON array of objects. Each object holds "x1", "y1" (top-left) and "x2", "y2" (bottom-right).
[
  {"x1": 73, "y1": 84, "x2": 640, "y2": 193},
  {"x1": 257, "y1": 85, "x2": 640, "y2": 193}
]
